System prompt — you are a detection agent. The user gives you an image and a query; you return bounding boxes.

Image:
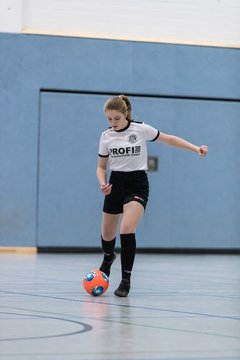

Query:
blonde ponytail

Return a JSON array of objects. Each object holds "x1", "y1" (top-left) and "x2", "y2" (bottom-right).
[{"x1": 104, "y1": 95, "x2": 132, "y2": 120}]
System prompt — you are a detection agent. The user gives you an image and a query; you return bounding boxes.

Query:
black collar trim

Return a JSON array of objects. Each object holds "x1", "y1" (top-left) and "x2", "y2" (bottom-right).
[{"x1": 114, "y1": 120, "x2": 131, "y2": 132}]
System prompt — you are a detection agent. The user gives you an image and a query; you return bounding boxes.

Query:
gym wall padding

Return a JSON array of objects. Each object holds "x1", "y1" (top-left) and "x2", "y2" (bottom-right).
[{"x1": 0, "y1": 33, "x2": 239, "y2": 250}]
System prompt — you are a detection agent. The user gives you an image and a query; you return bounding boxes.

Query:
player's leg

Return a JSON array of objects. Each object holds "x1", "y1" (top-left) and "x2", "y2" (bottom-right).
[
  {"x1": 99, "y1": 211, "x2": 120, "y2": 276},
  {"x1": 114, "y1": 201, "x2": 144, "y2": 297}
]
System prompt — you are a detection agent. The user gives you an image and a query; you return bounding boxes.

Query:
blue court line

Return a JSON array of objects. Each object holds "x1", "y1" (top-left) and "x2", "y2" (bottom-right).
[
  {"x1": 0, "y1": 310, "x2": 92, "y2": 341},
  {"x1": 2, "y1": 302, "x2": 239, "y2": 341},
  {"x1": 1, "y1": 289, "x2": 239, "y2": 322}
]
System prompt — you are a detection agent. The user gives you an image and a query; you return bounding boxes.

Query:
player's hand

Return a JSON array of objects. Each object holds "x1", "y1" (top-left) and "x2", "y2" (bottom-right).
[
  {"x1": 100, "y1": 183, "x2": 112, "y2": 195},
  {"x1": 198, "y1": 145, "x2": 208, "y2": 157}
]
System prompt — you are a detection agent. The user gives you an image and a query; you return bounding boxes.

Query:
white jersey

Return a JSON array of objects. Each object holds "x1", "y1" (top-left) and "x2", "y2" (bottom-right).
[{"x1": 98, "y1": 121, "x2": 159, "y2": 171}]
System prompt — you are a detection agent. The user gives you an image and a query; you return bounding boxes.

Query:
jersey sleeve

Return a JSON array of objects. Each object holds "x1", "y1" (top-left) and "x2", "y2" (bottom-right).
[
  {"x1": 98, "y1": 134, "x2": 109, "y2": 157},
  {"x1": 142, "y1": 123, "x2": 160, "y2": 141}
]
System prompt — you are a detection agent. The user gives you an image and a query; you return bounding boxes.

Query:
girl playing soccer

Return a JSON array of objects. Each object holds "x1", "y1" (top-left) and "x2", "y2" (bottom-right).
[{"x1": 97, "y1": 95, "x2": 208, "y2": 297}]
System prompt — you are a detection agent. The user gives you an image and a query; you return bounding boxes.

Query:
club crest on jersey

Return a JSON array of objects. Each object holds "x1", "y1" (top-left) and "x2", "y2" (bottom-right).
[{"x1": 128, "y1": 134, "x2": 137, "y2": 144}]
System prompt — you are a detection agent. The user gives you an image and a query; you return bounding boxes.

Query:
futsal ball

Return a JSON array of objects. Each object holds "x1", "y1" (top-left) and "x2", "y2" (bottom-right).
[{"x1": 83, "y1": 269, "x2": 109, "y2": 296}]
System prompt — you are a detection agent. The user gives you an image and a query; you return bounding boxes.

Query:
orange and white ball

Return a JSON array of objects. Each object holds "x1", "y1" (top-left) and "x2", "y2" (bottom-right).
[{"x1": 83, "y1": 269, "x2": 109, "y2": 296}]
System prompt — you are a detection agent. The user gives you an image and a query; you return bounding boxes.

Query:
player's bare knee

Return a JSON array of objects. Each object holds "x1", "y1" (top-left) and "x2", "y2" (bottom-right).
[
  {"x1": 102, "y1": 230, "x2": 116, "y2": 241},
  {"x1": 120, "y1": 224, "x2": 136, "y2": 234}
]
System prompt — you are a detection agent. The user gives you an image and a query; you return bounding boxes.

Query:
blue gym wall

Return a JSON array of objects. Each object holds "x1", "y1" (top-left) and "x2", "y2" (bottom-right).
[{"x1": 0, "y1": 33, "x2": 240, "y2": 250}]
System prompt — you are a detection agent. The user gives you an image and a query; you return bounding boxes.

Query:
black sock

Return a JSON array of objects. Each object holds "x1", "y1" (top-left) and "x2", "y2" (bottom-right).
[
  {"x1": 120, "y1": 233, "x2": 136, "y2": 282},
  {"x1": 101, "y1": 236, "x2": 116, "y2": 261},
  {"x1": 100, "y1": 236, "x2": 116, "y2": 277}
]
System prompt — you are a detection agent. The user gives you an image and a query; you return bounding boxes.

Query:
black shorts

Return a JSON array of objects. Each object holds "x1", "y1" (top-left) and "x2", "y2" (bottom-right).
[{"x1": 103, "y1": 170, "x2": 149, "y2": 214}]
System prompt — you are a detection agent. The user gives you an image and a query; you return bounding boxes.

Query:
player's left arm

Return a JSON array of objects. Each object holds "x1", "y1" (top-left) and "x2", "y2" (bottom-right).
[{"x1": 157, "y1": 132, "x2": 208, "y2": 157}]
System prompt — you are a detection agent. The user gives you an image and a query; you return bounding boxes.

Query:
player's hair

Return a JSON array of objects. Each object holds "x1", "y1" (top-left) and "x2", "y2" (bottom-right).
[{"x1": 104, "y1": 95, "x2": 132, "y2": 120}]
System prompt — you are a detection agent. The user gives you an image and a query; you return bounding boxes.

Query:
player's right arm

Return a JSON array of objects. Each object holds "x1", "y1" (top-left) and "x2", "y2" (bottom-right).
[{"x1": 96, "y1": 157, "x2": 112, "y2": 195}]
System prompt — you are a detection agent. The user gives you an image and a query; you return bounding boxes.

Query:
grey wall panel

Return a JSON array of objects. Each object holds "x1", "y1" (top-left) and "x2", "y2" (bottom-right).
[
  {"x1": 37, "y1": 92, "x2": 240, "y2": 249},
  {"x1": 37, "y1": 93, "x2": 109, "y2": 247},
  {"x1": 133, "y1": 97, "x2": 240, "y2": 248}
]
